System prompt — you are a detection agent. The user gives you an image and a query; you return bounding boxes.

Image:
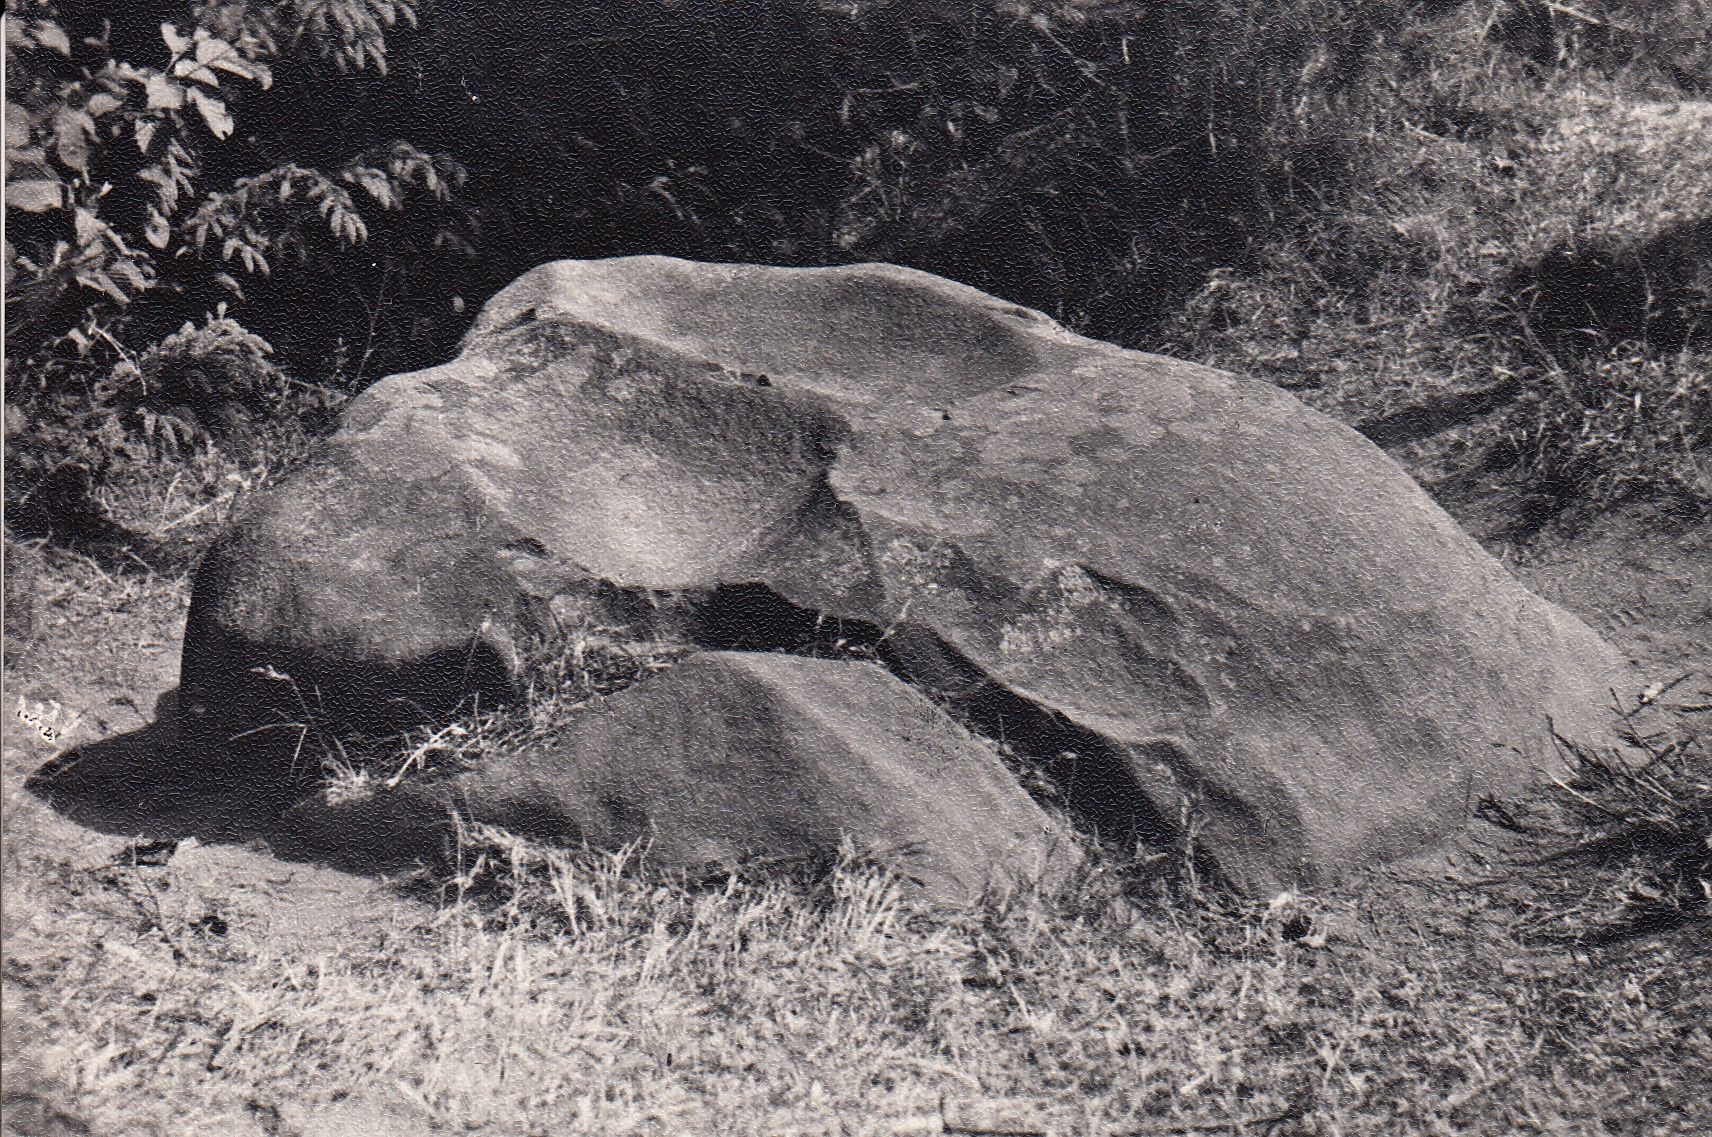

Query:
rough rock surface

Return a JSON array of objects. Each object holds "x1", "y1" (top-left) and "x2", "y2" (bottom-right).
[
  {"x1": 181, "y1": 255, "x2": 1632, "y2": 890},
  {"x1": 280, "y1": 652, "x2": 1075, "y2": 904}
]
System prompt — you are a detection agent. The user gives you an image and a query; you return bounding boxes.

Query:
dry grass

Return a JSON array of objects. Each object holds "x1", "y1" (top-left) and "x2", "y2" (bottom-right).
[
  {"x1": 5, "y1": 794, "x2": 1708, "y2": 1136},
  {"x1": 1163, "y1": 4, "x2": 1711, "y2": 523},
  {"x1": 317, "y1": 624, "x2": 692, "y2": 806}
]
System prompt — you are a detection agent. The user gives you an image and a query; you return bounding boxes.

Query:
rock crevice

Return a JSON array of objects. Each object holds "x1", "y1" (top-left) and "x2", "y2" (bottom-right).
[{"x1": 178, "y1": 255, "x2": 1632, "y2": 894}]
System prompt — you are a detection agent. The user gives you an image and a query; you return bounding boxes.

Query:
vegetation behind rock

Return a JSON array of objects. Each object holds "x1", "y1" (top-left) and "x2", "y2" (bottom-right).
[{"x1": 7, "y1": 0, "x2": 1708, "y2": 542}]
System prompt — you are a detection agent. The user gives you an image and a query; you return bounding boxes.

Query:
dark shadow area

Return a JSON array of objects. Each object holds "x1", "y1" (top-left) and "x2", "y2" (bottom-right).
[
  {"x1": 1357, "y1": 375, "x2": 1524, "y2": 449},
  {"x1": 687, "y1": 582, "x2": 884, "y2": 656},
  {"x1": 176, "y1": 633, "x2": 517, "y2": 780},
  {"x1": 25, "y1": 689, "x2": 308, "y2": 846},
  {"x1": 1505, "y1": 217, "x2": 1711, "y2": 353},
  {"x1": 25, "y1": 689, "x2": 474, "y2": 887},
  {"x1": 895, "y1": 646, "x2": 1181, "y2": 856}
]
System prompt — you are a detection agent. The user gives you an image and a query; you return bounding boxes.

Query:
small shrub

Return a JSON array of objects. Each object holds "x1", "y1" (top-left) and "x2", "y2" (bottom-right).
[
  {"x1": 5, "y1": 0, "x2": 468, "y2": 531},
  {"x1": 6, "y1": 309, "x2": 339, "y2": 554}
]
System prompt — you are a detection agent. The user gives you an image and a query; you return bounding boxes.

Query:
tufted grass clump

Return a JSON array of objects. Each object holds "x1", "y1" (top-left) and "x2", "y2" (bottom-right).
[
  {"x1": 1480, "y1": 350, "x2": 1712, "y2": 520},
  {"x1": 1476, "y1": 701, "x2": 1712, "y2": 944}
]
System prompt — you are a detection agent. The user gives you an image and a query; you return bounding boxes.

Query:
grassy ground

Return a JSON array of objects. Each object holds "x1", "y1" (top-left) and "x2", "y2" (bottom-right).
[
  {"x1": 1160, "y1": 6, "x2": 1710, "y2": 530},
  {"x1": 4, "y1": 516, "x2": 1708, "y2": 1137}
]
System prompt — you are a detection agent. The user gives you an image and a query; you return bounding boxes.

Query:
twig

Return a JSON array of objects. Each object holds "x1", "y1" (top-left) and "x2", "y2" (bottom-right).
[
  {"x1": 105, "y1": 863, "x2": 189, "y2": 964},
  {"x1": 1537, "y1": 1, "x2": 1604, "y2": 26},
  {"x1": 1443, "y1": 1050, "x2": 1534, "y2": 1113},
  {"x1": 1115, "y1": 1094, "x2": 1315, "y2": 1136},
  {"x1": 154, "y1": 490, "x2": 235, "y2": 534}
]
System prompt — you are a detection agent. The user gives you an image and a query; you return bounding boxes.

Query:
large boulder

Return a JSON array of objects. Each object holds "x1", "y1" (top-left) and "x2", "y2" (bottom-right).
[
  {"x1": 279, "y1": 651, "x2": 1076, "y2": 904},
  {"x1": 180, "y1": 255, "x2": 1631, "y2": 891}
]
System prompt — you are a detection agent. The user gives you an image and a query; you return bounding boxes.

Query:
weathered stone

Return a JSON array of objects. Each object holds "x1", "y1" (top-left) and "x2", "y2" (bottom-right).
[
  {"x1": 279, "y1": 651, "x2": 1076, "y2": 904},
  {"x1": 182, "y1": 255, "x2": 1631, "y2": 890}
]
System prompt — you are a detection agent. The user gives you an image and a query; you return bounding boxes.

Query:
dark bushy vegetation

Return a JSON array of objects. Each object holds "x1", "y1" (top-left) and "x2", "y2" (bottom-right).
[
  {"x1": 383, "y1": 0, "x2": 1406, "y2": 338},
  {"x1": 5, "y1": 0, "x2": 466, "y2": 547},
  {"x1": 8, "y1": 0, "x2": 1708, "y2": 534}
]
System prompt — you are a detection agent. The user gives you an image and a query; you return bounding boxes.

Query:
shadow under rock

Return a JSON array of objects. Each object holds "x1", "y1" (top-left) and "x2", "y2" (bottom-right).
[
  {"x1": 27, "y1": 688, "x2": 466, "y2": 882},
  {"x1": 25, "y1": 688, "x2": 319, "y2": 850}
]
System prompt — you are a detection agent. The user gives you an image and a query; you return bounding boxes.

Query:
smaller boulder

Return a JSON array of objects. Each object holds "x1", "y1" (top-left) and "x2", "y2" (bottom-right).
[{"x1": 281, "y1": 651, "x2": 1077, "y2": 904}]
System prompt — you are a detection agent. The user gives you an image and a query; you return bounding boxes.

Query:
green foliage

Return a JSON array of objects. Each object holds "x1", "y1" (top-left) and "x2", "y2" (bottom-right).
[
  {"x1": 195, "y1": 0, "x2": 420, "y2": 75},
  {"x1": 5, "y1": 307, "x2": 344, "y2": 554},
  {"x1": 4, "y1": 0, "x2": 464, "y2": 525}
]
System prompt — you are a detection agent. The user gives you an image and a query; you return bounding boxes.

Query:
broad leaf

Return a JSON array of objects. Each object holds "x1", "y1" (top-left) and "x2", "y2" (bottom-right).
[
  {"x1": 160, "y1": 23, "x2": 191, "y2": 58},
  {"x1": 5, "y1": 149, "x2": 53, "y2": 181},
  {"x1": 144, "y1": 210, "x2": 172, "y2": 248},
  {"x1": 187, "y1": 90, "x2": 234, "y2": 140},
  {"x1": 222, "y1": 58, "x2": 272, "y2": 90},
  {"x1": 195, "y1": 34, "x2": 244, "y2": 68},
  {"x1": 108, "y1": 258, "x2": 150, "y2": 291},
  {"x1": 7, "y1": 179, "x2": 63, "y2": 212},
  {"x1": 34, "y1": 21, "x2": 71, "y2": 56},
  {"x1": 5, "y1": 103, "x2": 32, "y2": 147},
  {"x1": 146, "y1": 74, "x2": 186, "y2": 111},
  {"x1": 73, "y1": 207, "x2": 104, "y2": 246},
  {"x1": 52, "y1": 109, "x2": 95, "y2": 173},
  {"x1": 74, "y1": 268, "x2": 129, "y2": 304},
  {"x1": 174, "y1": 58, "x2": 222, "y2": 88}
]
